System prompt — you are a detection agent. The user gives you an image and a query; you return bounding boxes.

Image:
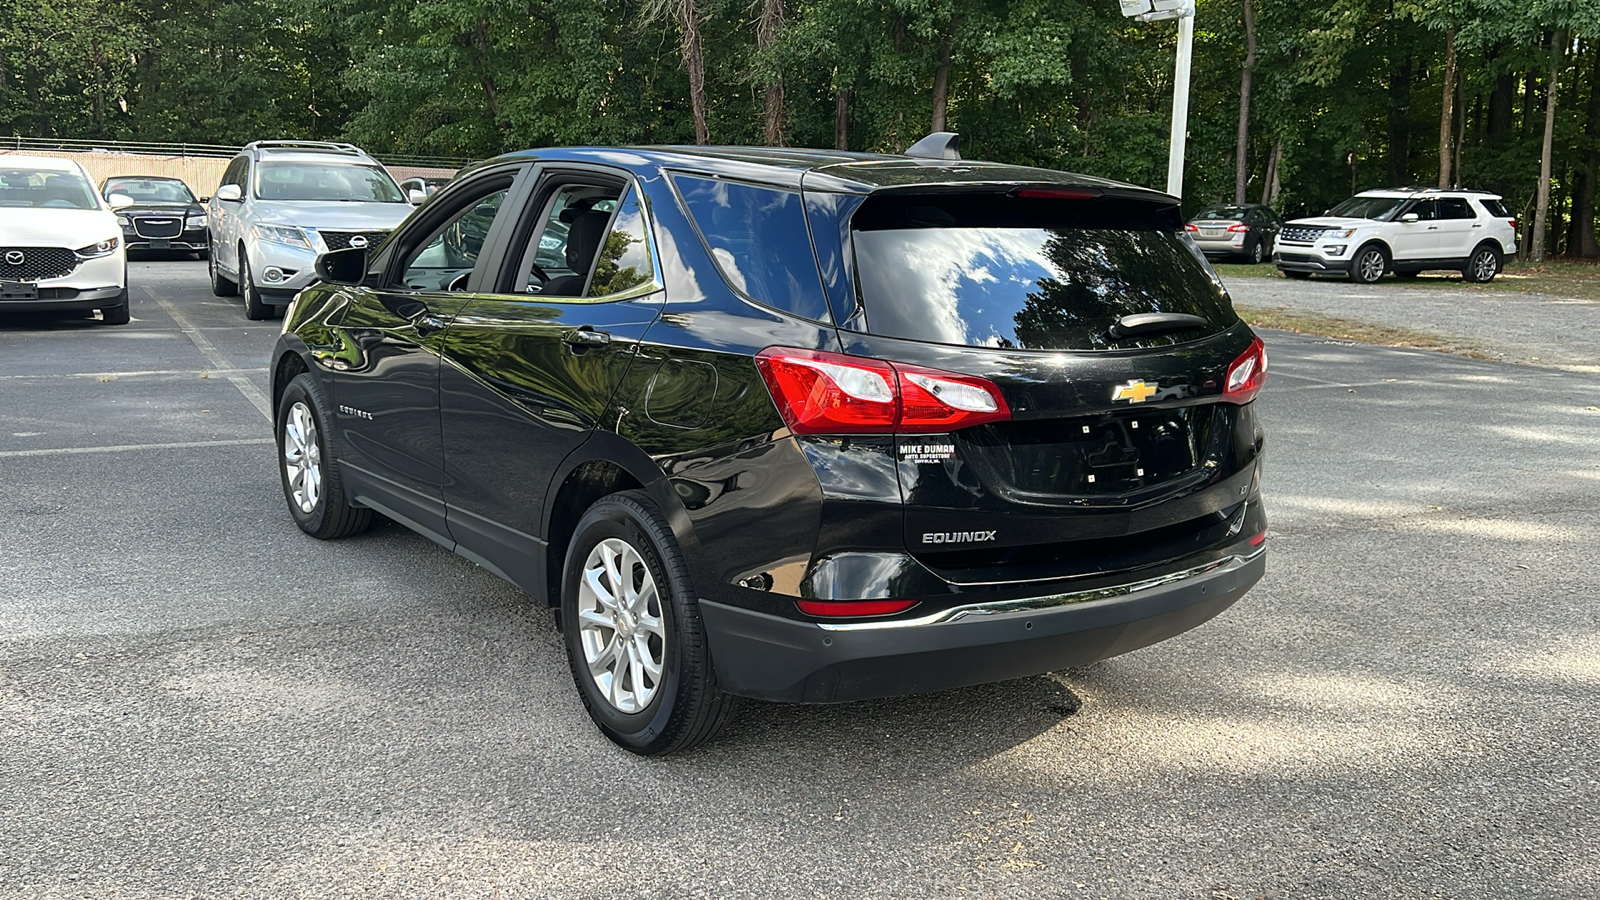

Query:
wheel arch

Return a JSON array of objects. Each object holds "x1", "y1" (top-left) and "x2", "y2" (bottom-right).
[
  {"x1": 271, "y1": 347, "x2": 312, "y2": 416},
  {"x1": 541, "y1": 433, "x2": 697, "y2": 609}
]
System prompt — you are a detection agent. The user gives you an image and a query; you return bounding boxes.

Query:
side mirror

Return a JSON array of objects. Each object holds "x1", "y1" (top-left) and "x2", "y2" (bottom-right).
[
  {"x1": 315, "y1": 246, "x2": 368, "y2": 285},
  {"x1": 409, "y1": 189, "x2": 426, "y2": 205},
  {"x1": 1400, "y1": 213, "x2": 1420, "y2": 224},
  {"x1": 106, "y1": 193, "x2": 135, "y2": 210},
  {"x1": 215, "y1": 184, "x2": 243, "y2": 203}
]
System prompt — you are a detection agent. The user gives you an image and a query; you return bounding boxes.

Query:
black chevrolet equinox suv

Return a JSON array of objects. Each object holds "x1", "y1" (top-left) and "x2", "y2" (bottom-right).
[{"x1": 272, "y1": 136, "x2": 1268, "y2": 755}]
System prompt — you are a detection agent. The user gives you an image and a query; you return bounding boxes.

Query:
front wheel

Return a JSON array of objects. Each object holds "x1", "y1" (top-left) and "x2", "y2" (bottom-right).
[
  {"x1": 277, "y1": 374, "x2": 372, "y2": 539},
  {"x1": 561, "y1": 491, "x2": 737, "y2": 756},
  {"x1": 1348, "y1": 244, "x2": 1388, "y2": 284},
  {"x1": 1463, "y1": 244, "x2": 1501, "y2": 283},
  {"x1": 240, "y1": 248, "x2": 272, "y2": 320}
]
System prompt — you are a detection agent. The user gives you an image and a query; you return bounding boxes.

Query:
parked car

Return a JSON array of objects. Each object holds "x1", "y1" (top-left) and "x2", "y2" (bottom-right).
[
  {"x1": 101, "y1": 175, "x2": 209, "y2": 258},
  {"x1": 273, "y1": 137, "x2": 1269, "y2": 755},
  {"x1": 399, "y1": 175, "x2": 451, "y2": 203},
  {"x1": 1186, "y1": 203, "x2": 1282, "y2": 263},
  {"x1": 207, "y1": 140, "x2": 415, "y2": 319},
  {"x1": 0, "y1": 156, "x2": 131, "y2": 324},
  {"x1": 1274, "y1": 188, "x2": 1518, "y2": 283}
]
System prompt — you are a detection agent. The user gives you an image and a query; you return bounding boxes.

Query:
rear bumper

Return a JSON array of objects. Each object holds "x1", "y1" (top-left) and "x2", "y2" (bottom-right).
[{"x1": 701, "y1": 548, "x2": 1265, "y2": 703}]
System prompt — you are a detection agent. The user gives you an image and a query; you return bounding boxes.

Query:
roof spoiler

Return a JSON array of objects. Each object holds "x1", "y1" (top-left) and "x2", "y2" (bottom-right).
[{"x1": 903, "y1": 132, "x2": 961, "y2": 161}]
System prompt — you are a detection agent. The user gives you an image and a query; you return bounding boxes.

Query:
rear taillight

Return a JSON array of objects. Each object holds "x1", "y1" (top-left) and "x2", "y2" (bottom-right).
[
  {"x1": 754, "y1": 347, "x2": 1011, "y2": 435},
  {"x1": 1222, "y1": 336, "x2": 1267, "y2": 404},
  {"x1": 1227, "y1": 224, "x2": 1250, "y2": 233},
  {"x1": 1508, "y1": 218, "x2": 1518, "y2": 230},
  {"x1": 1184, "y1": 223, "x2": 1199, "y2": 232},
  {"x1": 796, "y1": 599, "x2": 918, "y2": 617}
]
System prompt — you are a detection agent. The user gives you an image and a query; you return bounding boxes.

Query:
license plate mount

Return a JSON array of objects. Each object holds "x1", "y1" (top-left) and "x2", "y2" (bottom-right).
[
  {"x1": 0, "y1": 282, "x2": 38, "y2": 300},
  {"x1": 149, "y1": 239, "x2": 170, "y2": 249}
]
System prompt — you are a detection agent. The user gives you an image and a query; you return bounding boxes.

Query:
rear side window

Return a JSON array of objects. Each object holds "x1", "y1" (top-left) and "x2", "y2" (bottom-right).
[
  {"x1": 1480, "y1": 198, "x2": 1511, "y2": 218},
  {"x1": 671, "y1": 174, "x2": 831, "y2": 322},
  {"x1": 850, "y1": 193, "x2": 1236, "y2": 351}
]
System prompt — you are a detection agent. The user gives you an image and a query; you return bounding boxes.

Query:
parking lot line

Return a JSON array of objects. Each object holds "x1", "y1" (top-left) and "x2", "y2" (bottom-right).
[
  {"x1": 0, "y1": 368, "x2": 268, "y2": 381},
  {"x1": 142, "y1": 285, "x2": 273, "y2": 421},
  {"x1": 0, "y1": 437, "x2": 274, "y2": 458}
]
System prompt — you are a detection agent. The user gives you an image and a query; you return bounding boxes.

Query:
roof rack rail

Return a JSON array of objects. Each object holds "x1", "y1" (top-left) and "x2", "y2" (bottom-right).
[{"x1": 244, "y1": 140, "x2": 364, "y2": 156}]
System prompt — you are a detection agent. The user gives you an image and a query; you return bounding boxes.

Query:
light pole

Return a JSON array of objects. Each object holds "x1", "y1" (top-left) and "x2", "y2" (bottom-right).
[{"x1": 1118, "y1": 0, "x2": 1198, "y2": 198}]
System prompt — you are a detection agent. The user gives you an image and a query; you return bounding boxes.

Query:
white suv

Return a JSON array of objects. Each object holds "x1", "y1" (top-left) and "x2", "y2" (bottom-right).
[
  {"x1": 1274, "y1": 188, "x2": 1518, "y2": 284},
  {"x1": 0, "y1": 156, "x2": 132, "y2": 324},
  {"x1": 206, "y1": 141, "x2": 415, "y2": 319}
]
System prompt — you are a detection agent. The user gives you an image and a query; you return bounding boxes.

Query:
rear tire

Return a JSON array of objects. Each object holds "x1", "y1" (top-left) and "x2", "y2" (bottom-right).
[
  {"x1": 240, "y1": 248, "x2": 271, "y2": 320},
  {"x1": 1463, "y1": 244, "x2": 1501, "y2": 283},
  {"x1": 277, "y1": 374, "x2": 373, "y2": 540},
  {"x1": 1348, "y1": 244, "x2": 1388, "y2": 284},
  {"x1": 1247, "y1": 238, "x2": 1264, "y2": 264},
  {"x1": 208, "y1": 237, "x2": 237, "y2": 297},
  {"x1": 561, "y1": 490, "x2": 738, "y2": 756},
  {"x1": 99, "y1": 288, "x2": 130, "y2": 325}
]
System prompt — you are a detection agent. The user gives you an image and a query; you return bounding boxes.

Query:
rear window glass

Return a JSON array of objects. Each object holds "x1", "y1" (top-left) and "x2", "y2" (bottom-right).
[
  {"x1": 850, "y1": 194, "x2": 1235, "y2": 351},
  {"x1": 1194, "y1": 206, "x2": 1248, "y2": 220},
  {"x1": 671, "y1": 174, "x2": 831, "y2": 322}
]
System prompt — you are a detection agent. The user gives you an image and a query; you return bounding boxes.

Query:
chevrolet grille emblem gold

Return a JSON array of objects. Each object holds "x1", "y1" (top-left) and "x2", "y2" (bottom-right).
[{"x1": 1113, "y1": 380, "x2": 1157, "y2": 403}]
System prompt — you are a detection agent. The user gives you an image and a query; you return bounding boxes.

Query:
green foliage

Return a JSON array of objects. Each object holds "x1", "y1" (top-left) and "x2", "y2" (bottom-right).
[{"x1": 2, "y1": 0, "x2": 1596, "y2": 252}]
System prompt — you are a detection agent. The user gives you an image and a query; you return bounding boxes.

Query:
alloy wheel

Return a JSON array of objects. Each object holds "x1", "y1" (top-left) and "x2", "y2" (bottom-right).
[
  {"x1": 576, "y1": 537, "x2": 666, "y2": 714},
  {"x1": 1356, "y1": 249, "x2": 1385, "y2": 283},
  {"x1": 282, "y1": 401, "x2": 322, "y2": 514},
  {"x1": 1472, "y1": 250, "x2": 1497, "y2": 281}
]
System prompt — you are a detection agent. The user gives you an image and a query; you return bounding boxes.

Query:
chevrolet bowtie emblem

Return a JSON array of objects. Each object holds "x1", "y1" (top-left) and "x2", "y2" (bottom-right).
[{"x1": 1113, "y1": 380, "x2": 1157, "y2": 403}]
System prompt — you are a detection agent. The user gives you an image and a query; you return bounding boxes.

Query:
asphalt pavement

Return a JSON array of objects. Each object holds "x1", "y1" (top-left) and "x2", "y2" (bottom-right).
[{"x1": 1, "y1": 261, "x2": 1596, "y2": 898}]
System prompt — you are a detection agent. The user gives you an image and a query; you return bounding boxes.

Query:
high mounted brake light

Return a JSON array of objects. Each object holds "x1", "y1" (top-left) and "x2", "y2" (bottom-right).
[
  {"x1": 754, "y1": 347, "x2": 1011, "y2": 435},
  {"x1": 1012, "y1": 187, "x2": 1104, "y2": 201}
]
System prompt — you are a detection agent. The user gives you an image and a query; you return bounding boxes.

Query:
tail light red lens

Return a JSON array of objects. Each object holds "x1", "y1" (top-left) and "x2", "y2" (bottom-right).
[
  {"x1": 796, "y1": 599, "x2": 918, "y2": 617},
  {"x1": 754, "y1": 347, "x2": 1011, "y2": 434},
  {"x1": 1227, "y1": 224, "x2": 1250, "y2": 233},
  {"x1": 1185, "y1": 223, "x2": 1199, "y2": 232},
  {"x1": 1222, "y1": 336, "x2": 1267, "y2": 404},
  {"x1": 1509, "y1": 218, "x2": 1518, "y2": 230}
]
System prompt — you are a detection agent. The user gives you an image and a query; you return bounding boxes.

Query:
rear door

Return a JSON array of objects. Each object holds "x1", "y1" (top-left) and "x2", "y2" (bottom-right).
[
  {"x1": 323, "y1": 165, "x2": 528, "y2": 542},
  {"x1": 831, "y1": 188, "x2": 1262, "y2": 579},
  {"x1": 1433, "y1": 197, "x2": 1479, "y2": 259},
  {"x1": 438, "y1": 170, "x2": 664, "y2": 593}
]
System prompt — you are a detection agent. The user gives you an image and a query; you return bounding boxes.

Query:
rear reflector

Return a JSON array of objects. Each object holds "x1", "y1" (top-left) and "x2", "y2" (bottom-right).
[
  {"x1": 1249, "y1": 531, "x2": 1267, "y2": 546},
  {"x1": 755, "y1": 347, "x2": 1011, "y2": 434},
  {"x1": 797, "y1": 599, "x2": 918, "y2": 618},
  {"x1": 1222, "y1": 336, "x2": 1267, "y2": 404}
]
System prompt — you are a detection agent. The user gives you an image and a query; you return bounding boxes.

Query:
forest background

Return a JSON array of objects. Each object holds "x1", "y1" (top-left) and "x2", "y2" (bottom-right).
[{"x1": 3, "y1": 0, "x2": 1599, "y2": 258}]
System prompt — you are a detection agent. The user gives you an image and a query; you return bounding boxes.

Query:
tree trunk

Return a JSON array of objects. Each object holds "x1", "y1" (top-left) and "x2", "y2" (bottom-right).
[
  {"x1": 1234, "y1": 0, "x2": 1256, "y2": 204},
  {"x1": 1488, "y1": 71, "x2": 1514, "y2": 143},
  {"x1": 1569, "y1": 46, "x2": 1600, "y2": 257},
  {"x1": 1454, "y1": 78, "x2": 1466, "y2": 183},
  {"x1": 835, "y1": 89, "x2": 849, "y2": 150},
  {"x1": 930, "y1": 19, "x2": 959, "y2": 133},
  {"x1": 1260, "y1": 137, "x2": 1283, "y2": 206},
  {"x1": 1389, "y1": 55, "x2": 1413, "y2": 186},
  {"x1": 1438, "y1": 28, "x2": 1456, "y2": 188},
  {"x1": 680, "y1": 0, "x2": 709, "y2": 144},
  {"x1": 1532, "y1": 32, "x2": 1563, "y2": 263},
  {"x1": 475, "y1": 18, "x2": 501, "y2": 139},
  {"x1": 757, "y1": 0, "x2": 785, "y2": 146}
]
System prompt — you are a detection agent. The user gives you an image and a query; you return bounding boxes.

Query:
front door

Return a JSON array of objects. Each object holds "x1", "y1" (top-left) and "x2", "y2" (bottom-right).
[
  {"x1": 439, "y1": 175, "x2": 664, "y2": 594},
  {"x1": 1388, "y1": 199, "x2": 1438, "y2": 261},
  {"x1": 325, "y1": 168, "x2": 526, "y2": 543}
]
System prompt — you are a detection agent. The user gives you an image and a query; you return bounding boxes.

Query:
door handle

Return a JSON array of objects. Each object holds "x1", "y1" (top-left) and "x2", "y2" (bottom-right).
[
  {"x1": 1427, "y1": 226, "x2": 1439, "y2": 230},
  {"x1": 562, "y1": 327, "x2": 612, "y2": 348},
  {"x1": 414, "y1": 313, "x2": 448, "y2": 337}
]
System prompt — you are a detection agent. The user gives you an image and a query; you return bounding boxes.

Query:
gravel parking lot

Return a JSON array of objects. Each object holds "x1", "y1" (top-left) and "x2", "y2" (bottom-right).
[{"x1": 2, "y1": 262, "x2": 1597, "y2": 898}]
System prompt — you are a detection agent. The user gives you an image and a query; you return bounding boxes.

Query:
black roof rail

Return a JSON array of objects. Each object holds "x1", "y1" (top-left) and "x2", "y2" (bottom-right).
[{"x1": 903, "y1": 132, "x2": 961, "y2": 161}]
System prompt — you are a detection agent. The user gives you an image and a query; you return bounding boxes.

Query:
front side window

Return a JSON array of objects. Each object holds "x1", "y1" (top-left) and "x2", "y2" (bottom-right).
[
  {"x1": 1328, "y1": 196, "x2": 1408, "y2": 221},
  {"x1": 398, "y1": 189, "x2": 508, "y2": 291},
  {"x1": 850, "y1": 193, "x2": 1234, "y2": 351},
  {"x1": 672, "y1": 174, "x2": 831, "y2": 322},
  {"x1": 0, "y1": 167, "x2": 98, "y2": 210},
  {"x1": 255, "y1": 163, "x2": 405, "y2": 203}
]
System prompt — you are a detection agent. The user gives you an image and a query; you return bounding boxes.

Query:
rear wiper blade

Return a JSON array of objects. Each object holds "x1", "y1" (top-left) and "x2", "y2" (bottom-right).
[{"x1": 1107, "y1": 312, "x2": 1209, "y2": 340}]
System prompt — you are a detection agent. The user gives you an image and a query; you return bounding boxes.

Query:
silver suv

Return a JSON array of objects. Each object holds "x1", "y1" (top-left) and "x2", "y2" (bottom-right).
[
  {"x1": 207, "y1": 141, "x2": 415, "y2": 318},
  {"x1": 1274, "y1": 188, "x2": 1518, "y2": 284}
]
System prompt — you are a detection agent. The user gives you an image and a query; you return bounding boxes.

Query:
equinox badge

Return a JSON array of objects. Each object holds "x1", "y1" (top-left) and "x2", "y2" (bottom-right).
[{"x1": 1113, "y1": 379, "x2": 1157, "y2": 403}]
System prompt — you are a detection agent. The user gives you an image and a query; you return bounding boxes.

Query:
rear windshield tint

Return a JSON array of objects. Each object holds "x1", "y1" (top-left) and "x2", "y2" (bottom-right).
[{"x1": 851, "y1": 193, "x2": 1235, "y2": 351}]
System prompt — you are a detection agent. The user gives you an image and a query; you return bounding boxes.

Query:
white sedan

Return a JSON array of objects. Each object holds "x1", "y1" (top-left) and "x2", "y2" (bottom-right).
[{"x1": 0, "y1": 156, "x2": 132, "y2": 325}]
